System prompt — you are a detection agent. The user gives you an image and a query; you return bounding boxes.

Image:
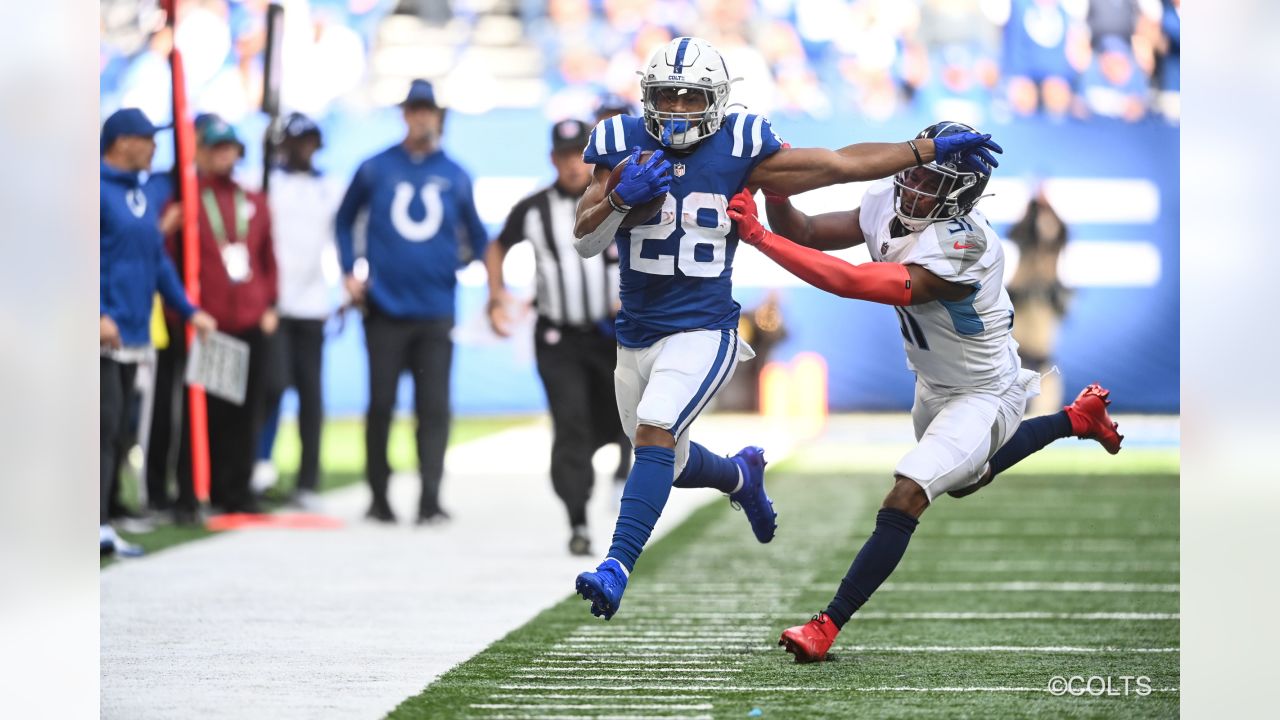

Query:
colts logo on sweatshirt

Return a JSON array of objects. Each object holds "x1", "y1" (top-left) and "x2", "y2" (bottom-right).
[
  {"x1": 126, "y1": 188, "x2": 147, "y2": 218},
  {"x1": 390, "y1": 181, "x2": 444, "y2": 242}
]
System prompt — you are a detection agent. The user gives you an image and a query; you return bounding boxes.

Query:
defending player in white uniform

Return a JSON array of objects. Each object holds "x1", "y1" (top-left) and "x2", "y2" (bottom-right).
[
  {"x1": 859, "y1": 175, "x2": 1037, "y2": 501},
  {"x1": 727, "y1": 121, "x2": 1124, "y2": 662},
  {"x1": 570, "y1": 41, "x2": 1004, "y2": 622}
]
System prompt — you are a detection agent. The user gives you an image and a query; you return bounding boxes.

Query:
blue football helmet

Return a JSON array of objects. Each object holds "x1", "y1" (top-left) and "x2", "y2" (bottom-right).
[{"x1": 894, "y1": 121, "x2": 993, "y2": 232}]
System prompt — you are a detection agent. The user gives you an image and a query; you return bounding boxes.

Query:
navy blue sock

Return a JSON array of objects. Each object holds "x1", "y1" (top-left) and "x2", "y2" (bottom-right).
[
  {"x1": 824, "y1": 508, "x2": 919, "y2": 628},
  {"x1": 672, "y1": 442, "x2": 741, "y2": 493},
  {"x1": 606, "y1": 445, "x2": 676, "y2": 572},
  {"x1": 987, "y1": 411, "x2": 1073, "y2": 478}
]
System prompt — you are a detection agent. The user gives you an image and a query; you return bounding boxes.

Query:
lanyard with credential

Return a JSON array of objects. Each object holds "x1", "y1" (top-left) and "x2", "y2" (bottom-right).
[{"x1": 201, "y1": 187, "x2": 249, "y2": 249}]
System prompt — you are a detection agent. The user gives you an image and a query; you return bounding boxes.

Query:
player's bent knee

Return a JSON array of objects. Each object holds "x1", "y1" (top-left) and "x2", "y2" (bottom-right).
[
  {"x1": 884, "y1": 476, "x2": 929, "y2": 517},
  {"x1": 634, "y1": 423, "x2": 676, "y2": 449}
]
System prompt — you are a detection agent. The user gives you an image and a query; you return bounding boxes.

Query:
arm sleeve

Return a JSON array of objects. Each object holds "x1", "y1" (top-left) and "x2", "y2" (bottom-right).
[
  {"x1": 335, "y1": 161, "x2": 373, "y2": 274},
  {"x1": 154, "y1": 237, "x2": 196, "y2": 319},
  {"x1": 754, "y1": 229, "x2": 913, "y2": 306}
]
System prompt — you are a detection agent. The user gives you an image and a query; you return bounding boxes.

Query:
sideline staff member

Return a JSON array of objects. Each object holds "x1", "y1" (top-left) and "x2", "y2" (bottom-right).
[
  {"x1": 336, "y1": 79, "x2": 489, "y2": 525},
  {"x1": 486, "y1": 119, "x2": 625, "y2": 556}
]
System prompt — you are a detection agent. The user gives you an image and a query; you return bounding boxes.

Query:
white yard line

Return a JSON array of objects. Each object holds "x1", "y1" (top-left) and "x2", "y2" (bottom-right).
[
  {"x1": 844, "y1": 645, "x2": 1180, "y2": 654},
  {"x1": 470, "y1": 704, "x2": 714, "y2": 710},
  {"x1": 499, "y1": 685, "x2": 834, "y2": 692},
  {"x1": 497, "y1": 684, "x2": 1179, "y2": 694},
  {"x1": 481, "y1": 712, "x2": 721, "y2": 717},
  {"x1": 633, "y1": 611, "x2": 1179, "y2": 621},
  {"x1": 489, "y1": 694, "x2": 712, "y2": 701},
  {"x1": 530, "y1": 658, "x2": 745, "y2": 665},
  {"x1": 633, "y1": 581, "x2": 1180, "y2": 594},
  {"x1": 870, "y1": 581, "x2": 1179, "y2": 593}
]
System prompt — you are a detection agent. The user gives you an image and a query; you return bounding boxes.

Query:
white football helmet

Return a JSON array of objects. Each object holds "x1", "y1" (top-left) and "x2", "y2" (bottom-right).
[{"x1": 639, "y1": 37, "x2": 736, "y2": 150}]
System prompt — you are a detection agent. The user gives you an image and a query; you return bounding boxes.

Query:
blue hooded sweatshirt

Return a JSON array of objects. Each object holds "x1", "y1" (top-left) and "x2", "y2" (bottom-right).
[
  {"x1": 335, "y1": 145, "x2": 488, "y2": 319},
  {"x1": 100, "y1": 160, "x2": 196, "y2": 346}
]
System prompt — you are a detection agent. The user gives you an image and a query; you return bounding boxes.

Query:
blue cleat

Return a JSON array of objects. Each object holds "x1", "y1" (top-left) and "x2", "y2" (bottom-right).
[
  {"x1": 575, "y1": 558, "x2": 629, "y2": 620},
  {"x1": 728, "y1": 446, "x2": 777, "y2": 543}
]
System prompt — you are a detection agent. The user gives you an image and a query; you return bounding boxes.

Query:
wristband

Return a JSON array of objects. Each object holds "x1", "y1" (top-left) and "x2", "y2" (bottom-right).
[
  {"x1": 908, "y1": 140, "x2": 923, "y2": 167},
  {"x1": 607, "y1": 191, "x2": 632, "y2": 214}
]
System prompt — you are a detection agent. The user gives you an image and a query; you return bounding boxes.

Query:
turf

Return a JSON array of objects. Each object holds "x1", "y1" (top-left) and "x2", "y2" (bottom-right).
[{"x1": 389, "y1": 465, "x2": 1178, "y2": 719}]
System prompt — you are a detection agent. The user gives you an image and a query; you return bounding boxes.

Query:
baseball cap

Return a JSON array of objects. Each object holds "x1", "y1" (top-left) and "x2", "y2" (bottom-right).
[
  {"x1": 100, "y1": 108, "x2": 170, "y2": 154},
  {"x1": 280, "y1": 112, "x2": 323, "y2": 145},
  {"x1": 197, "y1": 114, "x2": 245, "y2": 154},
  {"x1": 551, "y1": 119, "x2": 590, "y2": 153},
  {"x1": 402, "y1": 79, "x2": 441, "y2": 108}
]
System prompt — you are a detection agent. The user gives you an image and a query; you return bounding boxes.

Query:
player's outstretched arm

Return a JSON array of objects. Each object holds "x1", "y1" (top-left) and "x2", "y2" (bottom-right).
[
  {"x1": 729, "y1": 191, "x2": 973, "y2": 306},
  {"x1": 730, "y1": 190, "x2": 909, "y2": 305},
  {"x1": 749, "y1": 133, "x2": 1001, "y2": 197},
  {"x1": 762, "y1": 194, "x2": 864, "y2": 251},
  {"x1": 573, "y1": 165, "x2": 627, "y2": 258}
]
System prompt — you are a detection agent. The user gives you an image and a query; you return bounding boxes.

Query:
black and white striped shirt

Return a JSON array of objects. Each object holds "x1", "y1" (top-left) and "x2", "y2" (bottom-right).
[{"x1": 497, "y1": 184, "x2": 620, "y2": 328}]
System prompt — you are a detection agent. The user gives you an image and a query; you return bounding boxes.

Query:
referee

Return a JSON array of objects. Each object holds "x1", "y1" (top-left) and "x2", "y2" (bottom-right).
[{"x1": 486, "y1": 119, "x2": 627, "y2": 556}]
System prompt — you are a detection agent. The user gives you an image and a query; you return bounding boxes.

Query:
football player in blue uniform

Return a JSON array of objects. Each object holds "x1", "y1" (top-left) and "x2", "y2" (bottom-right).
[{"x1": 570, "y1": 37, "x2": 1003, "y2": 620}]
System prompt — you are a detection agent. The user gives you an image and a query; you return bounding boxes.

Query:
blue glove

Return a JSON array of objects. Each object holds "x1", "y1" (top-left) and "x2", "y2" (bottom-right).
[
  {"x1": 932, "y1": 132, "x2": 1003, "y2": 173},
  {"x1": 614, "y1": 147, "x2": 672, "y2": 206}
]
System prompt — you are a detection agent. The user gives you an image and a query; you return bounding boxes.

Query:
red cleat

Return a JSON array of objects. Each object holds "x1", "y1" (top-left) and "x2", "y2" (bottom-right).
[
  {"x1": 1064, "y1": 383, "x2": 1124, "y2": 455},
  {"x1": 778, "y1": 613, "x2": 840, "y2": 663}
]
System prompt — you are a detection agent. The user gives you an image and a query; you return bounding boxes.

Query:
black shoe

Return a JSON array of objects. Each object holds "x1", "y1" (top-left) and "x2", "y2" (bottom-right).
[
  {"x1": 366, "y1": 502, "x2": 397, "y2": 524},
  {"x1": 108, "y1": 503, "x2": 148, "y2": 521},
  {"x1": 568, "y1": 528, "x2": 592, "y2": 556},
  {"x1": 415, "y1": 508, "x2": 452, "y2": 527},
  {"x1": 171, "y1": 506, "x2": 204, "y2": 527},
  {"x1": 227, "y1": 498, "x2": 264, "y2": 515}
]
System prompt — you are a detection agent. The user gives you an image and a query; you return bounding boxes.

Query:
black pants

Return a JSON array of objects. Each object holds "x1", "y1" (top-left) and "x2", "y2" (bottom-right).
[
  {"x1": 262, "y1": 318, "x2": 326, "y2": 491},
  {"x1": 535, "y1": 320, "x2": 625, "y2": 528},
  {"x1": 101, "y1": 358, "x2": 139, "y2": 525},
  {"x1": 364, "y1": 308, "x2": 453, "y2": 517},
  {"x1": 174, "y1": 328, "x2": 271, "y2": 512},
  {"x1": 146, "y1": 332, "x2": 186, "y2": 510}
]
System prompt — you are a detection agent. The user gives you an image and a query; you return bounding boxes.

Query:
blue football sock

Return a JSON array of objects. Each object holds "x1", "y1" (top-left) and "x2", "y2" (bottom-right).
[
  {"x1": 824, "y1": 507, "x2": 919, "y2": 628},
  {"x1": 672, "y1": 442, "x2": 740, "y2": 493},
  {"x1": 606, "y1": 445, "x2": 676, "y2": 572},
  {"x1": 987, "y1": 411, "x2": 1073, "y2": 478}
]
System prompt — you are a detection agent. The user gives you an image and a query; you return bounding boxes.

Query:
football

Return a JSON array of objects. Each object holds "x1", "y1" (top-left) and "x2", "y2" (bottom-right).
[{"x1": 606, "y1": 150, "x2": 669, "y2": 228}]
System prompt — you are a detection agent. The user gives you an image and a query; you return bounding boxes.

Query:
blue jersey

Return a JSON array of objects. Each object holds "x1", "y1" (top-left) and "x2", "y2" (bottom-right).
[
  {"x1": 335, "y1": 144, "x2": 489, "y2": 320},
  {"x1": 584, "y1": 113, "x2": 782, "y2": 348},
  {"x1": 100, "y1": 162, "x2": 195, "y2": 346}
]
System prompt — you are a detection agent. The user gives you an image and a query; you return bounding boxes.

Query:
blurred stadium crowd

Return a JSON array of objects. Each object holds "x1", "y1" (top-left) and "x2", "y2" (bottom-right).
[{"x1": 101, "y1": 0, "x2": 1180, "y2": 130}]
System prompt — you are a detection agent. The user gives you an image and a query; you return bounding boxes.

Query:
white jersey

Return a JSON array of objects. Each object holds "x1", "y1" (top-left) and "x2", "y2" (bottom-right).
[
  {"x1": 860, "y1": 179, "x2": 1020, "y2": 391},
  {"x1": 268, "y1": 168, "x2": 343, "y2": 319}
]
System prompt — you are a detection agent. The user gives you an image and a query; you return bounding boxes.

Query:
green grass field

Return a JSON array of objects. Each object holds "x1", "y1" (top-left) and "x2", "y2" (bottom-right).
[{"x1": 390, "y1": 458, "x2": 1179, "y2": 719}]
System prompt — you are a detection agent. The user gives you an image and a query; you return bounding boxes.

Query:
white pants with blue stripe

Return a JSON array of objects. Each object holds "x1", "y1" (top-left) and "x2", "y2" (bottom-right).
[
  {"x1": 614, "y1": 329, "x2": 756, "y2": 476},
  {"x1": 896, "y1": 368, "x2": 1041, "y2": 501}
]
